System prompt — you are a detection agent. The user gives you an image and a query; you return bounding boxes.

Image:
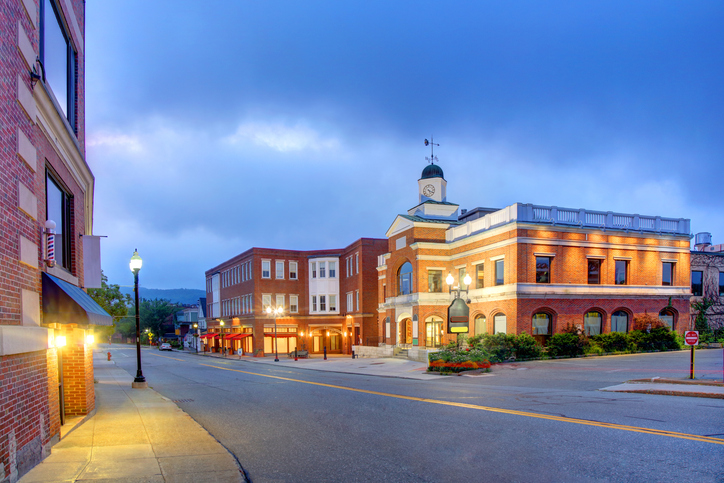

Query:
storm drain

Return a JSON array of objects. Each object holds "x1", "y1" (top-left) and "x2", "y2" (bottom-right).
[{"x1": 173, "y1": 399, "x2": 194, "y2": 403}]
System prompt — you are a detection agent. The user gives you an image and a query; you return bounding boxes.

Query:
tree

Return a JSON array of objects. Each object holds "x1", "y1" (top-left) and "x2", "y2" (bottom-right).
[
  {"x1": 87, "y1": 271, "x2": 132, "y2": 341},
  {"x1": 692, "y1": 297, "x2": 715, "y2": 334},
  {"x1": 134, "y1": 298, "x2": 179, "y2": 340}
]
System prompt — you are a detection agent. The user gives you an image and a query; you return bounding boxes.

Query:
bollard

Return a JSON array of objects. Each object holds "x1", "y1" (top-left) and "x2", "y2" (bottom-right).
[
  {"x1": 294, "y1": 350, "x2": 298, "y2": 361},
  {"x1": 324, "y1": 346, "x2": 327, "y2": 360},
  {"x1": 351, "y1": 350, "x2": 355, "y2": 359},
  {"x1": 107, "y1": 351, "x2": 111, "y2": 361}
]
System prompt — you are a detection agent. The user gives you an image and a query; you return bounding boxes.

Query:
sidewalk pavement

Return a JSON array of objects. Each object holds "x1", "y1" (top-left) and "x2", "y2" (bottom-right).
[
  {"x1": 20, "y1": 352, "x2": 244, "y2": 483},
  {"x1": 600, "y1": 377, "x2": 724, "y2": 399}
]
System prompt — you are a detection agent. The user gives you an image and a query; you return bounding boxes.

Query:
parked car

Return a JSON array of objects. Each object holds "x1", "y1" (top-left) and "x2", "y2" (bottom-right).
[{"x1": 159, "y1": 343, "x2": 172, "y2": 351}]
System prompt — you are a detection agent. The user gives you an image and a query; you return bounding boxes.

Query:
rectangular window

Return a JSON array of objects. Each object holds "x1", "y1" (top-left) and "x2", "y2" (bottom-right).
[
  {"x1": 347, "y1": 258, "x2": 351, "y2": 277},
  {"x1": 428, "y1": 270, "x2": 442, "y2": 293},
  {"x1": 615, "y1": 260, "x2": 628, "y2": 285},
  {"x1": 662, "y1": 262, "x2": 674, "y2": 286},
  {"x1": 495, "y1": 260, "x2": 504, "y2": 286},
  {"x1": 459, "y1": 268, "x2": 467, "y2": 290},
  {"x1": 355, "y1": 253, "x2": 359, "y2": 273},
  {"x1": 720, "y1": 272, "x2": 724, "y2": 296},
  {"x1": 356, "y1": 291, "x2": 359, "y2": 311},
  {"x1": 347, "y1": 293, "x2": 353, "y2": 312},
  {"x1": 311, "y1": 262, "x2": 317, "y2": 279},
  {"x1": 329, "y1": 295, "x2": 336, "y2": 311},
  {"x1": 276, "y1": 261, "x2": 284, "y2": 279},
  {"x1": 41, "y1": 0, "x2": 77, "y2": 131},
  {"x1": 262, "y1": 260, "x2": 271, "y2": 279},
  {"x1": 691, "y1": 271, "x2": 703, "y2": 296},
  {"x1": 588, "y1": 259, "x2": 601, "y2": 285},
  {"x1": 312, "y1": 296, "x2": 317, "y2": 312},
  {"x1": 289, "y1": 262, "x2": 298, "y2": 280},
  {"x1": 476, "y1": 264, "x2": 484, "y2": 289},
  {"x1": 535, "y1": 257, "x2": 550, "y2": 284},
  {"x1": 276, "y1": 294, "x2": 285, "y2": 310},
  {"x1": 319, "y1": 262, "x2": 326, "y2": 278},
  {"x1": 329, "y1": 261, "x2": 336, "y2": 278},
  {"x1": 262, "y1": 294, "x2": 271, "y2": 310},
  {"x1": 290, "y1": 295, "x2": 298, "y2": 313},
  {"x1": 46, "y1": 171, "x2": 72, "y2": 270},
  {"x1": 320, "y1": 295, "x2": 326, "y2": 311}
]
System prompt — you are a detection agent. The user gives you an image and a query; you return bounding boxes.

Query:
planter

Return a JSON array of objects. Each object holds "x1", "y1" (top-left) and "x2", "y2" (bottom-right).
[{"x1": 428, "y1": 360, "x2": 491, "y2": 373}]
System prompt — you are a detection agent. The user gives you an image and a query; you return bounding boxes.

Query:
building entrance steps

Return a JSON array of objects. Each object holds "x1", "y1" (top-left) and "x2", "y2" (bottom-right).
[{"x1": 19, "y1": 352, "x2": 244, "y2": 483}]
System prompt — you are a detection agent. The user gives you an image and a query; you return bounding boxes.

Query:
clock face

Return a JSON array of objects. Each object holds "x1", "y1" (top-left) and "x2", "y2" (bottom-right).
[{"x1": 423, "y1": 184, "x2": 435, "y2": 197}]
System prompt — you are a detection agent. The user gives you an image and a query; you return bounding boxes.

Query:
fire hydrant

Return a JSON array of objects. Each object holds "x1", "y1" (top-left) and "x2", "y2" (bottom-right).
[{"x1": 107, "y1": 351, "x2": 112, "y2": 361}]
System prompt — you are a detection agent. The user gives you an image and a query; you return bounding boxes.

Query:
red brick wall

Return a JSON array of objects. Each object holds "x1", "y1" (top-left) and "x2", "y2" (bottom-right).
[
  {"x1": 61, "y1": 342, "x2": 94, "y2": 417},
  {"x1": 0, "y1": 351, "x2": 52, "y2": 481}
]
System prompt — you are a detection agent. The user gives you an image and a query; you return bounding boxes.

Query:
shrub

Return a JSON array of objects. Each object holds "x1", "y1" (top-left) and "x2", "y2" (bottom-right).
[
  {"x1": 590, "y1": 332, "x2": 628, "y2": 353},
  {"x1": 546, "y1": 332, "x2": 586, "y2": 358},
  {"x1": 514, "y1": 332, "x2": 543, "y2": 359},
  {"x1": 472, "y1": 333, "x2": 517, "y2": 362},
  {"x1": 632, "y1": 313, "x2": 666, "y2": 332}
]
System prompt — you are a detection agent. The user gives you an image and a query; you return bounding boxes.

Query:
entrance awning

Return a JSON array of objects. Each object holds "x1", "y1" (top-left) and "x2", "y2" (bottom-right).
[
  {"x1": 42, "y1": 272, "x2": 113, "y2": 326},
  {"x1": 264, "y1": 333, "x2": 297, "y2": 338},
  {"x1": 200, "y1": 333, "x2": 218, "y2": 339},
  {"x1": 227, "y1": 334, "x2": 252, "y2": 340}
]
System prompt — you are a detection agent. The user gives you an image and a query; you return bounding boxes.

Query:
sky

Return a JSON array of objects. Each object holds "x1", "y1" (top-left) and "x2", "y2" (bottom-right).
[{"x1": 85, "y1": 1, "x2": 724, "y2": 291}]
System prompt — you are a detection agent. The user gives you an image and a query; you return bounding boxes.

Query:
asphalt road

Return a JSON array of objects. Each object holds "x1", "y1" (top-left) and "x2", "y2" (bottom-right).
[{"x1": 107, "y1": 346, "x2": 724, "y2": 483}]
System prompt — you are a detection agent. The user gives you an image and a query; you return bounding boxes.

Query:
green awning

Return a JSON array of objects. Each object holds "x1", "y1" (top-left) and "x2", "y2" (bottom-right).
[{"x1": 42, "y1": 272, "x2": 113, "y2": 326}]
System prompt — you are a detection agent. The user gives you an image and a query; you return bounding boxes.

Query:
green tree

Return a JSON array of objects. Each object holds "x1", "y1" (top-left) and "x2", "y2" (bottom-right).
[
  {"x1": 87, "y1": 271, "x2": 131, "y2": 342},
  {"x1": 692, "y1": 297, "x2": 715, "y2": 334},
  {"x1": 133, "y1": 298, "x2": 179, "y2": 341}
]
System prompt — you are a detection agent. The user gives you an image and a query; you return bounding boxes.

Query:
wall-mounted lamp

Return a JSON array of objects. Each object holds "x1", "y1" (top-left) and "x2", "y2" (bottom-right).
[
  {"x1": 85, "y1": 334, "x2": 95, "y2": 345},
  {"x1": 55, "y1": 335, "x2": 67, "y2": 348},
  {"x1": 30, "y1": 57, "x2": 44, "y2": 89}
]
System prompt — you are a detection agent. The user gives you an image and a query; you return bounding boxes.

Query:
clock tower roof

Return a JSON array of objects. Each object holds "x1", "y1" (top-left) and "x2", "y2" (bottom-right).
[{"x1": 421, "y1": 163, "x2": 444, "y2": 180}]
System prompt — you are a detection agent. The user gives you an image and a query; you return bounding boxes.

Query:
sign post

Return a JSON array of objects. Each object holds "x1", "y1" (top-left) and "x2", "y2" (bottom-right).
[{"x1": 684, "y1": 331, "x2": 699, "y2": 379}]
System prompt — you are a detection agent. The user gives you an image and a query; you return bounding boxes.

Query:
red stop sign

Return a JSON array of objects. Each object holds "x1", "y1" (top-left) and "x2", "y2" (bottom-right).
[{"x1": 684, "y1": 331, "x2": 699, "y2": 346}]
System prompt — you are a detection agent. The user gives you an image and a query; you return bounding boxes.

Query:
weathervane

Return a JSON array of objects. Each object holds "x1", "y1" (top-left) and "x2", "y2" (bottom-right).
[{"x1": 424, "y1": 137, "x2": 439, "y2": 164}]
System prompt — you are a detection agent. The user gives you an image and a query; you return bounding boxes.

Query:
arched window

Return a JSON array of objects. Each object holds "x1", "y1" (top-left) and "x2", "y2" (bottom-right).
[
  {"x1": 659, "y1": 308, "x2": 675, "y2": 330},
  {"x1": 474, "y1": 315, "x2": 487, "y2": 335},
  {"x1": 584, "y1": 311, "x2": 602, "y2": 336},
  {"x1": 398, "y1": 262, "x2": 413, "y2": 295},
  {"x1": 532, "y1": 313, "x2": 551, "y2": 336},
  {"x1": 611, "y1": 310, "x2": 628, "y2": 333},
  {"x1": 493, "y1": 313, "x2": 507, "y2": 334}
]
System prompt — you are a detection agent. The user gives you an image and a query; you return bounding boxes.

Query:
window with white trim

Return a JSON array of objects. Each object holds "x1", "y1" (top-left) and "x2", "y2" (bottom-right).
[
  {"x1": 262, "y1": 260, "x2": 271, "y2": 279},
  {"x1": 320, "y1": 295, "x2": 326, "y2": 311},
  {"x1": 329, "y1": 295, "x2": 336, "y2": 311},
  {"x1": 276, "y1": 261, "x2": 285, "y2": 279},
  {"x1": 356, "y1": 290, "x2": 359, "y2": 311},
  {"x1": 262, "y1": 294, "x2": 271, "y2": 310},
  {"x1": 290, "y1": 261, "x2": 298, "y2": 280},
  {"x1": 311, "y1": 262, "x2": 317, "y2": 279},
  {"x1": 329, "y1": 261, "x2": 336, "y2": 278},
  {"x1": 290, "y1": 295, "x2": 298, "y2": 313},
  {"x1": 355, "y1": 253, "x2": 359, "y2": 273},
  {"x1": 347, "y1": 292, "x2": 353, "y2": 312},
  {"x1": 320, "y1": 262, "x2": 326, "y2": 278},
  {"x1": 312, "y1": 295, "x2": 317, "y2": 312},
  {"x1": 276, "y1": 294, "x2": 285, "y2": 310}
]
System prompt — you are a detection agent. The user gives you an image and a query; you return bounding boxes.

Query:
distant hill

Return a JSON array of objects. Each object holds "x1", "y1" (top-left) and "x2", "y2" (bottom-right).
[{"x1": 119, "y1": 287, "x2": 205, "y2": 306}]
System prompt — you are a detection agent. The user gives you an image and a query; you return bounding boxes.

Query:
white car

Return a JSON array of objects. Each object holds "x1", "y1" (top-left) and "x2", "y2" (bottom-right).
[{"x1": 159, "y1": 343, "x2": 172, "y2": 351}]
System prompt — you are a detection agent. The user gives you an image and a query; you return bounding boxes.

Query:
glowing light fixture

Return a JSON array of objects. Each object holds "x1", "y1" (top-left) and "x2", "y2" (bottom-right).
[
  {"x1": 446, "y1": 273, "x2": 454, "y2": 285},
  {"x1": 129, "y1": 250, "x2": 142, "y2": 272},
  {"x1": 463, "y1": 273, "x2": 472, "y2": 286},
  {"x1": 55, "y1": 335, "x2": 67, "y2": 348},
  {"x1": 85, "y1": 334, "x2": 95, "y2": 345}
]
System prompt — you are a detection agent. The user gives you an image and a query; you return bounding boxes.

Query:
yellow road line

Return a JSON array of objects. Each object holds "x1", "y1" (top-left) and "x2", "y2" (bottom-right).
[
  {"x1": 150, "y1": 353, "x2": 186, "y2": 363},
  {"x1": 198, "y1": 363, "x2": 724, "y2": 446}
]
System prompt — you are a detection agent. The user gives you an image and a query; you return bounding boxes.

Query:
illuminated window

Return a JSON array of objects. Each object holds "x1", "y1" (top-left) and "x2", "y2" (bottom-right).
[
  {"x1": 474, "y1": 315, "x2": 486, "y2": 335},
  {"x1": 428, "y1": 270, "x2": 442, "y2": 293},
  {"x1": 532, "y1": 313, "x2": 550, "y2": 336},
  {"x1": 476, "y1": 264, "x2": 484, "y2": 289},
  {"x1": 584, "y1": 311, "x2": 602, "y2": 336}
]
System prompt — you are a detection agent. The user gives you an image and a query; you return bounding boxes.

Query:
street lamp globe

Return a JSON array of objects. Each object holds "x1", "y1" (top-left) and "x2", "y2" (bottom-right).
[
  {"x1": 446, "y1": 273, "x2": 454, "y2": 286},
  {"x1": 129, "y1": 249, "x2": 142, "y2": 273},
  {"x1": 463, "y1": 273, "x2": 472, "y2": 286}
]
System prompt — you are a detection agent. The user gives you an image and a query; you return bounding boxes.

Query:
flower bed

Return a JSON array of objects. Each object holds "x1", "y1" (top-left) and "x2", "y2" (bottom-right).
[{"x1": 429, "y1": 359, "x2": 491, "y2": 373}]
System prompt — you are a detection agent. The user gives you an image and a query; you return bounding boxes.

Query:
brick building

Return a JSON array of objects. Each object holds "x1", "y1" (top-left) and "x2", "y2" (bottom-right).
[
  {"x1": 204, "y1": 238, "x2": 387, "y2": 356},
  {"x1": 376, "y1": 162, "x2": 692, "y2": 357},
  {"x1": 690, "y1": 234, "x2": 724, "y2": 332},
  {"x1": 1, "y1": 1, "x2": 110, "y2": 481}
]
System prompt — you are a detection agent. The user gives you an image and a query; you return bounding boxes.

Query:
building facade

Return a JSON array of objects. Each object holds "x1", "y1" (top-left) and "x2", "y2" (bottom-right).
[
  {"x1": 690, "y1": 235, "x2": 724, "y2": 332},
  {"x1": 204, "y1": 238, "x2": 387, "y2": 356},
  {"x1": 1, "y1": 1, "x2": 110, "y2": 481},
  {"x1": 377, "y1": 163, "x2": 692, "y2": 351}
]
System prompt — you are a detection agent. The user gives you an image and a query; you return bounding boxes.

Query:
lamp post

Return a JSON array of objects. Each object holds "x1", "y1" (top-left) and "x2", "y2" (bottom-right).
[
  {"x1": 193, "y1": 323, "x2": 199, "y2": 353},
  {"x1": 130, "y1": 249, "x2": 146, "y2": 388},
  {"x1": 266, "y1": 305, "x2": 283, "y2": 361},
  {"x1": 219, "y1": 320, "x2": 225, "y2": 356}
]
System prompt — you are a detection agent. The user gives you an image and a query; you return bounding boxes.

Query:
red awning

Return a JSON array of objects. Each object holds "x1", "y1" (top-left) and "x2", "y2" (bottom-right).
[
  {"x1": 227, "y1": 333, "x2": 252, "y2": 340},
  {"x1": 264, "y1": 333, "x2": 298, "y2": 338},
  {"x1": 200, "y1": 333, "x2": 218, "y2": 339}
]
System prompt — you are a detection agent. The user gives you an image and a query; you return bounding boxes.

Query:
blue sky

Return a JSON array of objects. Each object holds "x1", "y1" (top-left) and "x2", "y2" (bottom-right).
[{"x1": 85, "y1": 1, "x2": 724, "y2": 290}]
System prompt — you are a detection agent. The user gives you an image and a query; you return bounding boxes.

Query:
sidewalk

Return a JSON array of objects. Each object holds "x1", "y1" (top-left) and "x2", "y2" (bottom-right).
[
  {"x1": 20, "y1": 352, "x2": 244, "y2": 483},
  {"x1": 600, "y1": 377, "x2": 724, "y2": 399}
]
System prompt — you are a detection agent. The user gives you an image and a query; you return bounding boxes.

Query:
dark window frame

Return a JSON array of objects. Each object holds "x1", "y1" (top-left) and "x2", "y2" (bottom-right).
[
  {"x1": 588, "y1": 259, "x2": 602, "y2": 285},
  {"x1": 662, "y1": 262, "x2": 674, "y2": 286},
  {"x1": 691, "y1": 270, "x2": 703, "y2": 296},
  {"x1": 720, "y1": 272, "x2": 724, "y2": 296},
  {"x1": 398, "y1": 262, "x2": 413, "y2": 295},
  {"x1": 495, "y1": 259, "x2": 504, "y2": 286},
  {"x1": 615, "y1": 260, "x2": 628, "y2": 285}
]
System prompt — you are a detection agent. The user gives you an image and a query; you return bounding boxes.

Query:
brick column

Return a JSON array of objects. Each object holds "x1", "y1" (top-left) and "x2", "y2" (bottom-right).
[{"x1": 61, "y1": 329, "x2": 94, "y2": 417}]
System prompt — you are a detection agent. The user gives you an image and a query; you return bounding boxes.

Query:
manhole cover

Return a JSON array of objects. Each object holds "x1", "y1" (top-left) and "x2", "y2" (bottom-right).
[{"x1": 173, "y1": 399, "x2": 194, "y2": 403}]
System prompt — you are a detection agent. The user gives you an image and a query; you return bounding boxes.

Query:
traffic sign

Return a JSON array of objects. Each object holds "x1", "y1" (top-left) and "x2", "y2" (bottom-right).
[{"x1": 684, "y1": 331, "x2": 699, "y2": 346}]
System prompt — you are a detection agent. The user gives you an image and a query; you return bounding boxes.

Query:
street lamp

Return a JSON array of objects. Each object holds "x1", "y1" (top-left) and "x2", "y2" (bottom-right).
[
  {"x1": 130, "y1": 249, "x2": 146, "y2": 388},
  {"x1": 193, "y1": 323, "x2": 199, "y2": 353},
  {"x1": 219, "y1": 320, "x2": 225, "y2": 356},
  {"x1": 266, "y1": 305, "x2": 283, "y2": 362},
  {"x1": 447, "y1": 272, "x2": 472, "y2": 300}
]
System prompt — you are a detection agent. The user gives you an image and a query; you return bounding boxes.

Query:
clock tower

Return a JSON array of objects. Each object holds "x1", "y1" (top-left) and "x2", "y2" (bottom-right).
[{"x1": 418, "y1": 163, "x2": 447, "y2": 203}]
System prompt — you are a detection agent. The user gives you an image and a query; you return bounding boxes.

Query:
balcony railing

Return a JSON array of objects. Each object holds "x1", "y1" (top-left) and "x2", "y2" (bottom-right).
[{"x1": 447, "y1": 203, "x2": 690, "y2": 242}]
